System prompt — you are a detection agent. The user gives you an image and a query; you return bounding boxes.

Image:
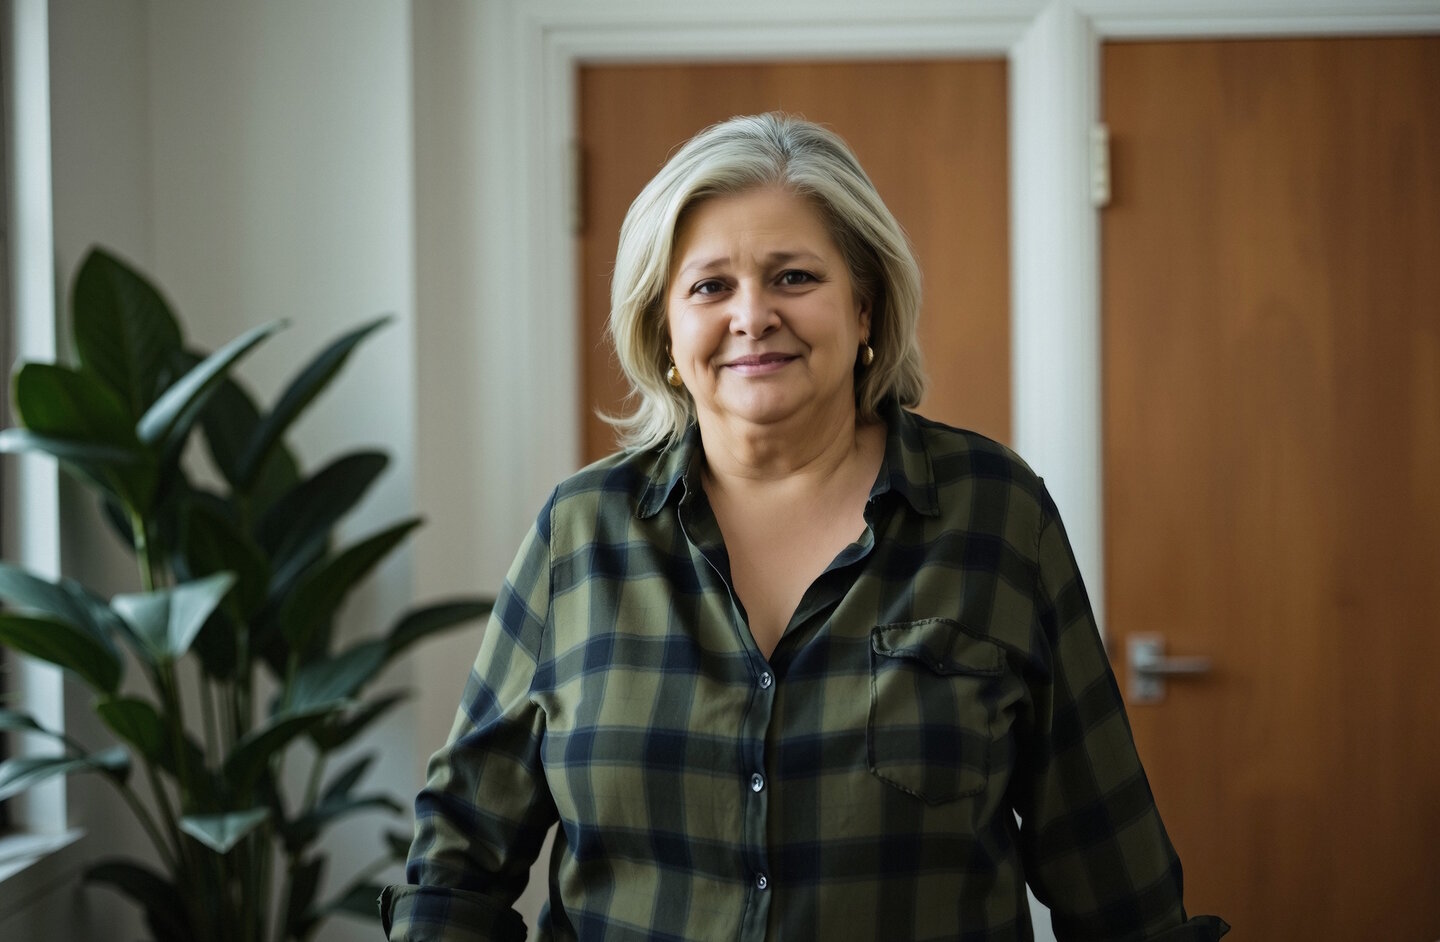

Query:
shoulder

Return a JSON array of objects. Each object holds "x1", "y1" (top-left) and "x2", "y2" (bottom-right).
[
  {"x1": 540, "y1": 445, "x2": 670, "y2": 541},
  {"x1": 904, "y1": 410, "x2": 1044, "y2": 499},
  {"x1": 551, "y1": 446, "x2": 664, "y2": 504},
  {"x1": 889, "y1": 410, "x2": 1052, "y2": 557}
]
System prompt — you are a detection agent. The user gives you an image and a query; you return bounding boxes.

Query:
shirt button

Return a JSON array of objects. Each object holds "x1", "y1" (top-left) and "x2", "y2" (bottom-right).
[
  {"x1": 759, "y1": 671, "x2": 773, "y2": 689},
  {"x1": 750, "y1": 772, "x2": 764, "y2": 792},
  {"x1": 755, "y1": 872, "x2": 769, "y2": 890}
]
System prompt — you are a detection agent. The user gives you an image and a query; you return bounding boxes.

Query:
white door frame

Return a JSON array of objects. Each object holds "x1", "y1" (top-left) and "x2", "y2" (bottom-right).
[{"x1": 473, "y1": 0, "x2": 1440, "y2": 627}]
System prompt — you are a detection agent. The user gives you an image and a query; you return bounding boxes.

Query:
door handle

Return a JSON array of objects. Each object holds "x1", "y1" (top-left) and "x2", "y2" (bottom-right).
[{"x1": 1126, "y1": 633, "x2": 1212, "y2": 704}]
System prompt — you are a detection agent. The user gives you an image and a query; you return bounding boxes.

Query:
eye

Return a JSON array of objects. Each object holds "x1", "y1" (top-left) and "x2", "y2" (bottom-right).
[
  {"x1": 690, "y1": 278, "x2": 726, "y2": 296},
  {"x1": 778, "y1": 269, "x2": 817, "y2": 287}
]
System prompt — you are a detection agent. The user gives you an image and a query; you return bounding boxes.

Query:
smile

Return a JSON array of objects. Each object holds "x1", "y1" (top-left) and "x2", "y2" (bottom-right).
[{"x1": 722, "y1": 353, "x2": 798, "y2": 375}]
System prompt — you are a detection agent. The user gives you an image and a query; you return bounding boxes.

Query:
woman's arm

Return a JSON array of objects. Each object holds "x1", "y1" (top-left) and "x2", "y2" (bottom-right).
[
  {"x1": 1013, "y1": 486, "x2": 1227, "y2": 942},
  {"x1": 382, "y1": 496, "x2": 558, "y2": 942}
]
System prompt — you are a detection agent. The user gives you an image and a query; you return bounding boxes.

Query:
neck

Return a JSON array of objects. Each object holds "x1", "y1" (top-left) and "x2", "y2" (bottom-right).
[{"x1": 696, "y1": 401, "x2": 871, "y2": 486}]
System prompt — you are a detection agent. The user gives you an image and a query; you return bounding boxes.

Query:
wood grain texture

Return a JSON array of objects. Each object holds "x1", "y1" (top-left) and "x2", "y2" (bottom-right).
[
  {"x1": 577, "y1": 59, "x2": 1009, "y2": 462},
  {"x1": 1102, "y1": 36, "x2": 1440, "y2": 939}
]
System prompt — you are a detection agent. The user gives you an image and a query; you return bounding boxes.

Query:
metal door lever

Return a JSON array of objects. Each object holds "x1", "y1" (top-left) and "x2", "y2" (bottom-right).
[{"x1": 1126, "y1": 633, "x2": 1212, "y2": 704}]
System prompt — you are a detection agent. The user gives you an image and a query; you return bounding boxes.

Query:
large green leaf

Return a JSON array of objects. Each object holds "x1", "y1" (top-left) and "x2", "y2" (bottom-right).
[
  {"x1": 0, "y1": 427, "x2": 137, "y2": 466},
  {"x1": 322, "y1": 754, "x2": 376, "y2": 804},
  {"x1": 223, "y1": 703, "x2": 344, "y2": 794},
  {"x1": 188, "y1": 609, "x2": 240, "y2": 682},
  {"x1": 0, "y1": 708, "x2": 87, "y2": 755},
  {"x1": 387, "y1": 598, "x2": 494, "y2": 657},
  {"x1": 0, "y1": 428, "x2": 151, "y2": 510},
  {"x1": 95, "y1": 697, "x2": 167, "y2": 767},
  {"x1": 257, "y1": 450, "x2": 388, "y2": 562},
  {"x1": 13, "y1": 363, "x2": 139, "y2": 446},
  {"x1": 179, "y1": 807, "x2": 269, "y2": 854},
  {"x1": 0, "y1": 563, "x2": 99, "y2": 630},
  {"x1": 0, "y1": 613, "x2": 122, "y2": 694},
  {"x1": 197, "y1": 371, "x2": 301, "y2": 511},
  {"x1": 111, "y1": 572, "x2": 237, "y2": 663},
  {"x1": 71, "y1": 247, "x2": 184, "y2": 417},
  {"x1": 285, "y1": 640, "x2": 388, "y2": 711},
  {"x1": 0, "y1": 565, "x2": 130, "y2": 651},
  {"x1": 308, "y1": 690, "x2": 408, "y2": 751},
  {"x1": 234, "y1": 315, "x2": 392, "y2": 489},
  {"x1": 0, "y1": 708, "x2": 56, "y2": 738},
  {"x1": 0, "y1": 746, "x2": 130, "y2": 802},
  {"x1": 0, "y1": 710, "x2": 93, "y2": 762},
  {"x1": 95, "y1": 696, "x2": 206, "y2": 781},
  {"x1": 278, "y1": 518, "x2": 422, "y2": 658},
  {"x1": 85, "y1": 860, "x2": 192, "y2": 942},
  {"x1": 264, "y1": 534, "x2": 328, "y2": 618},
  {"x1": 136, "y1": 319, "x2": 286, "y2": 449},
  {"x1": 179, "y1": 500, "x2": 270, "y2": 618}
]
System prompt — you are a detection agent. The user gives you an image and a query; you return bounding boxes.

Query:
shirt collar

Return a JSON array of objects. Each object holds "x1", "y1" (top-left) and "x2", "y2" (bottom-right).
[
  {"x1": 636, "y1": 423, "x2": 703, "y2": 519},
  {"x1": 635, "y1": 398, "x2": 940, "y2": 520},
  {"x1": 873, "y1": 398, "x2": 940, "y2": 516}
]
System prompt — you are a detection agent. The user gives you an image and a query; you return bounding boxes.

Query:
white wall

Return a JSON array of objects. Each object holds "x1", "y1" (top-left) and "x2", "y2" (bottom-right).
[{"x1": 6, "y1": 2, "x2": 424, "y2": 940}]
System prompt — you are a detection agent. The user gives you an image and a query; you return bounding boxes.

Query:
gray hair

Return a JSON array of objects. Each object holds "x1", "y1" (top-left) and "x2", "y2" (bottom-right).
[{"x1": 605, "y1": 112, "x2": 926, "y2": 451}]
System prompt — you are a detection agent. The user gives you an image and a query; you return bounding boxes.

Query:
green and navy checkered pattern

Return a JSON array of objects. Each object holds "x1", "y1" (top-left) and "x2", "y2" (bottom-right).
[{"x1": 382, "y1": 401, "x2": 1226, "y2": 941}]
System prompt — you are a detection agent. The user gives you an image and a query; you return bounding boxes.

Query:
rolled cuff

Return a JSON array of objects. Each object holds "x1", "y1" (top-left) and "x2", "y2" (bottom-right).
[
  {"x1": 379, "y1": 884, "x2": 529, "y2": 942},
  {"x1": 1148, "y1": 914, "x2": 1231, "y2": 941}
]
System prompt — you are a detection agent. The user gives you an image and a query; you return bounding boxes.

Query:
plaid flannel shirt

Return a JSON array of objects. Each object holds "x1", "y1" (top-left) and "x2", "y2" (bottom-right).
[{"x1": 382, "y1": 401, "x2": 1227, "y2": 941}]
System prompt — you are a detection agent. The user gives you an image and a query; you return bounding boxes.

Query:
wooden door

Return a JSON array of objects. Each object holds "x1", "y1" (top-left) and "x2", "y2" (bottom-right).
[
  {"x1": 577, "y1": 60, "x2": 1010, "y2": 463},
  {"x1": 1103, "y1": 38, "x2": 1440, "y2": 939}
]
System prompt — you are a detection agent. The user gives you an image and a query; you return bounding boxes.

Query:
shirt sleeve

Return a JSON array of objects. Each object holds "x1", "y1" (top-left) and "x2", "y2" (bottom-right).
[
  {"x1": 381, "y1": 495, "x2": 558, "y2": 942},
  {"x1": 1012, "y1": 485, "x2": 1228, "y2": 942}
]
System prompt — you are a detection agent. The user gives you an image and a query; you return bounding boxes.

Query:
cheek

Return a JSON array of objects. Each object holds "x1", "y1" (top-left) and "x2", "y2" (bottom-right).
[{"x1": 669, "y1": 308, "x2": 717, "y2": 362}]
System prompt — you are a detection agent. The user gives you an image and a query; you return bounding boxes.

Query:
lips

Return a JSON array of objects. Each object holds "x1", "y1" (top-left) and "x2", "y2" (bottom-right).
[{"x1": 723, "y1": 352, "x2": 798, "y2": 371}]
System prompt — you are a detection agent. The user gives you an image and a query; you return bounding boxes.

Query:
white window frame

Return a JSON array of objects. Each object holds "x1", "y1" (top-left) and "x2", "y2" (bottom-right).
[{"x1": 0, "y1": 0, "x2": 85, "y2": 916}]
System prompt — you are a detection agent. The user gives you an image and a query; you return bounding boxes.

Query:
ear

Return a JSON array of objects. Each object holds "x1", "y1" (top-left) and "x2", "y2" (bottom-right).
[{"x1": 857, "y1": 296, "x2": 872, "y2": 339}]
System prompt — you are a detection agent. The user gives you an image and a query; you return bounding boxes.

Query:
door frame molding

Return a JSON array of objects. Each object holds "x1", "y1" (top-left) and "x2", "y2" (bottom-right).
[{"x1": 473, "y1": 0, "x2": 1440, "y2": 627}]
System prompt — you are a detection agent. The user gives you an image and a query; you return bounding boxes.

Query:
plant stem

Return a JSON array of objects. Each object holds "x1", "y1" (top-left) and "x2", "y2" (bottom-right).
[
  {"x1": 157, "y1": 665, "x2": 194, "y2": 804},
  {"x1": 258, "y1": 824, "x2": 275, "y2": 942},
  {"x1": 104, "y1": 772, "x2": 178, "y2": 872},
  {"x1": 200, "y1": 671, "x2": 221, "y2": 768},
  {"x1": 302, "y1": 751, "x2": 327, "y2": 812},
  {"x1": 140, "y1": 756, "x2": 185, "y2": 864},
  {"x1": 274, "y1": 856, "x2": 292, "y2": 942},
  {"x1": 138, "y1": 758, "x2": 209, "y2": 939},
  {"x1": 129, "y1": 508, "x2": 159, "y2": 592},
  {"x1": 237, "y1": 833, "x2": 257, "y2": 942}
]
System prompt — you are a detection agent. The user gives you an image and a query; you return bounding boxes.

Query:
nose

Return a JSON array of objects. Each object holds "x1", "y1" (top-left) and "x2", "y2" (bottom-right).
[{"x1": 729, "y1": 282, "x2": 780, "y2": 338}]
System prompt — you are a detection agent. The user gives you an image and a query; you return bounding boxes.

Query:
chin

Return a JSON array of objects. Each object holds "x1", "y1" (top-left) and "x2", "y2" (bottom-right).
[{"x1": 715, "y1": 391, "x2": 844, "y2": 428}]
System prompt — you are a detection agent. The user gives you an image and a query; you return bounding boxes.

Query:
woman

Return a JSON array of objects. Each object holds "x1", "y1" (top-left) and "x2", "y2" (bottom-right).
[{"x1": 383, "y1": 114, "x2": 1226, "y2": 941}]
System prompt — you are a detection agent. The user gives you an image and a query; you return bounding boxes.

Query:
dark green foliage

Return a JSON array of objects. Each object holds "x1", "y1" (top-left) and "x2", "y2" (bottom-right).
[{"x1": 0, "y1": 247, "x2": 493, "y2": 941}]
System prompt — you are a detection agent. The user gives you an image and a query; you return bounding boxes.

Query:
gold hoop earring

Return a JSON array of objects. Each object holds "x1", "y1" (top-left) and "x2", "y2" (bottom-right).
[
  {"x1": 666, "y1": 363, "x2": 684, "y2": 388},
  {"x1": 859, "y1": 344, "x2": 875, "y2": 367}
]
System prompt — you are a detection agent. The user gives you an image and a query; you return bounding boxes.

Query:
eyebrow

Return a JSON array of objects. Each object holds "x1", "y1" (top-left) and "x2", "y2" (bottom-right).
[{"x1": 674, "y1": 250, "x2": 826, "y2": 282}]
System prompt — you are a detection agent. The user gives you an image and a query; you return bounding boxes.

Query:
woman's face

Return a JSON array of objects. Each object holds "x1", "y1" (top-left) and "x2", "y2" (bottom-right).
[{"x1": 665, "y1": 185, "x2": 870, "y2": 435}]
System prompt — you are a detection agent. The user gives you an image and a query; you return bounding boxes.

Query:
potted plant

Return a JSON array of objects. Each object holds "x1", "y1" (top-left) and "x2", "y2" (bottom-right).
[{"x1": 0, "y1": 247, "x2": 488, "y2": 941}]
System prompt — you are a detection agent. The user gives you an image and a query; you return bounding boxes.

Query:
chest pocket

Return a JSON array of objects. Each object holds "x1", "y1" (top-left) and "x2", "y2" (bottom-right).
[{"x1": 868, "y1": 619, "x2": 1005, "y2": 804}]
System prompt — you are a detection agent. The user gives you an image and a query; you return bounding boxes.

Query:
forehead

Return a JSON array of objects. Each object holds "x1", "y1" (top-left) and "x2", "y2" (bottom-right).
[{"x1": 670, "y1": 186, "x2": 838, "y2": 263}]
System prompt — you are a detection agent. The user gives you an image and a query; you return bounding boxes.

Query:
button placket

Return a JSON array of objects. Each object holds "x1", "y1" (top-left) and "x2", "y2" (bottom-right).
[{"x1": 738, "y1": 661, "x2": 775, "y2": 936}]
